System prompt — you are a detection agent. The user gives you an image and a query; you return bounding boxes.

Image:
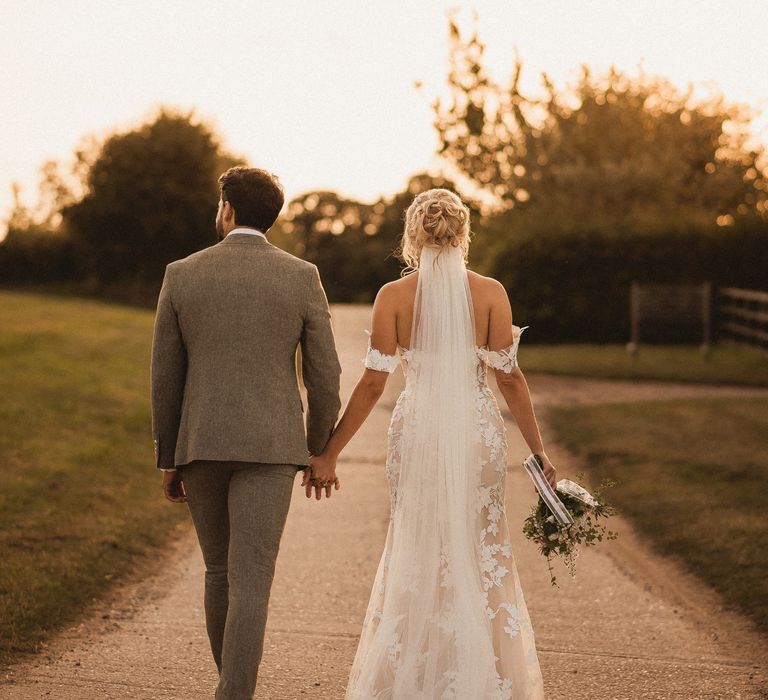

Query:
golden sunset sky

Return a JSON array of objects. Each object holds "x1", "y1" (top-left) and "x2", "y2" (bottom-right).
[{"x1": 1, "y1": 0, "x2": 766, "y2": 223}]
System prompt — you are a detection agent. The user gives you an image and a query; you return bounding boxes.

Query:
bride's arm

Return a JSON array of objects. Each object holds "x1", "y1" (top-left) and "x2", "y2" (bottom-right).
[
  {"x1": 306, "y1": 286, "x2": 397, "y2": 496},
  {"x1": 488, "y1": 282, "x2": 558, "y2": 488}
]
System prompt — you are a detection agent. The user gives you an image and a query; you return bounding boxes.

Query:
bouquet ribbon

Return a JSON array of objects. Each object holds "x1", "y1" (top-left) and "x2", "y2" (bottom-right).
[{"x1": 522, "y1": 453, "x2": 575, "y2": 526}]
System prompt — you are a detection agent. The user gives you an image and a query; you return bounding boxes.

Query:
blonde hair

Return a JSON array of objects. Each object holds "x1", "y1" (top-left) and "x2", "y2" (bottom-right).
[{"x1": 399, "y1": 189, "x2": 471, "y2": 270}]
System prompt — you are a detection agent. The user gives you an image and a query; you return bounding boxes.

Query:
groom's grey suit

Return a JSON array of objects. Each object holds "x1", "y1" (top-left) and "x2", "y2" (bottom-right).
[{"x1": 150, "y1": 231, "x2": 341, "y2": 699}]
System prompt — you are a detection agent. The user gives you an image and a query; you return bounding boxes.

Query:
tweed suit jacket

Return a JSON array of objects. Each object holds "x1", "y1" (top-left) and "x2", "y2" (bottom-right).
[{"x1": 150, "y1": 233, "x2": 342, "y2": 470}]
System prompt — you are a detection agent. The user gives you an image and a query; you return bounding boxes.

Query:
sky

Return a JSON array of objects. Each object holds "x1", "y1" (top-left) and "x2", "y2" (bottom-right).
[{"x1": 1, "y1": 0, "x2": 767, "y2": 225}]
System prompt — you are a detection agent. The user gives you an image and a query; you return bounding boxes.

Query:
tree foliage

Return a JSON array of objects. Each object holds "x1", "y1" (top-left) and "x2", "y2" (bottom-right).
[
  {"x1": 271, "y1": 172, "x2": 465, "y2": 302},
  {"x1": 434, "y1": 20, "x2": 768, "y2": 238},
  {"x1": 63, "y1": 109, "x2": 241, "y2": 283}
]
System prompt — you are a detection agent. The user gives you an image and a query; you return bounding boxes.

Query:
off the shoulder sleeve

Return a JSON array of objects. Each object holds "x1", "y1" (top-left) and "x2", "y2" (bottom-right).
[
  {"x1": 362, "y1": 331, "x2": 399, "y2": 373},
  {"x1": 479, "y1": 324, "x2": 529, "y2": 373}
]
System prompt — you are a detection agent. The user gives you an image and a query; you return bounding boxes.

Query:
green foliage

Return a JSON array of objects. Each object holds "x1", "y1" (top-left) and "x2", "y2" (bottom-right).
[
  {"x1": 1, "y1": 109, "x2": 241, "y2": 296},
  {"x1": 546, "y1": 397, "x2": 768, "y2": 634},
  {"x1": 475, "y1": 221, "x2": 768, "y2": 342},
  {"x1": 434, "y1": 20, "x2": 768, "y2": 233},
  {"x1": 63, "y1": 108, "x2": 241, "y2": 283},
  {"x1": 0, "y1": 227, "x2": 81, "y2": 285},
  {"x1": 271, "y1": 191, "x2": 395, "y2": 303},
  {"x1": 0, "y1": 290, "x2": 187, "y2": 665},
  {"x1": 271, "y1": 173, "x2": 468, "y2": 302},
  {"x1": 522, "y1": 470, "x2": 618, "y2": 587},
  {"x1": 433, "y1": 18, "x2": 768, "y2": 341},
  {"x1": 267, "y1": 18, "x2": 768, "y2": 313}
]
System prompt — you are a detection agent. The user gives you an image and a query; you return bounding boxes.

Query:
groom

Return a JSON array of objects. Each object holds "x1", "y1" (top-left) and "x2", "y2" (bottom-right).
[{"x1": 150, "y1": 166, "x2": 342, "y2": 699}]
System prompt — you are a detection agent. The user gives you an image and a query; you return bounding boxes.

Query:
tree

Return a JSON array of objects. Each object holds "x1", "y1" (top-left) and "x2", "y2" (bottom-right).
[
  {"x1": 271, "y1": 173, "x2": 465, "y2": 302},
  {"x1": 427, "y1": 20, "x2": 768, "y2": 342},
  {"x1": 273, "y1": 190, "x2": 377, "y2": 302},
  {"x1": 433, "y1": 20, "x2": 768, "y2": 239},
  {"x1": 0, "y1": 170, "x2": 81, "y2": 285},
  {"x1": 63, "y1": 109, "x2": 241, "y2": 283}
]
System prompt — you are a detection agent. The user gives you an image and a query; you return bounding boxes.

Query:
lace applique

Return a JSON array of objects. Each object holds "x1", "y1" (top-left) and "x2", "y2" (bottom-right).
[
  {"x1": 362, "y1": 330, "x2": 399, "y2": 373},
  {"x1": 478, "y1": 325, "x2": 529, "y2": 373}
]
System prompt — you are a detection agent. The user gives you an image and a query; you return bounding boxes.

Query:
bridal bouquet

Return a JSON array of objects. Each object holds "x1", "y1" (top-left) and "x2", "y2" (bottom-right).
[{"x1": 521, "y1": 454, "x2": 619, "y2": 586}]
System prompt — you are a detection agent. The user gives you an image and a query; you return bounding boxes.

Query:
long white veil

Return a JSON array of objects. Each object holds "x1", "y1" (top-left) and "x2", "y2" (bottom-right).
[{"x1": 372, "y1": 243, "x2": 497, "y2": 696}]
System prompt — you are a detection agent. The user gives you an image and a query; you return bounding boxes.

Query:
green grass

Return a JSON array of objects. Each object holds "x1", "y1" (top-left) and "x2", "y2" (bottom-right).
[
  {"x1": 0, "y1": 290, "x2": 187, "y2": 666},
  {"x1": 521, "y1": 343, "x2": 768, "y2": 386},
  {"x1": 546, "y1": 397, "x2": 768, "y2": 635}
]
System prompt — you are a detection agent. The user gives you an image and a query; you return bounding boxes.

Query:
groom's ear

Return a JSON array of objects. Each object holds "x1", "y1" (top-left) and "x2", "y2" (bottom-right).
[{"x1": 223, "y1": 199, "x2": 235, "y2": 224}]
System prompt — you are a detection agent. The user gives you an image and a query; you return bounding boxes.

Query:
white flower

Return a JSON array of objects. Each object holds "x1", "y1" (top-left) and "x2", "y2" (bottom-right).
[{"x1": 557, "y1": 478, "x2": 599, "y2": 507}]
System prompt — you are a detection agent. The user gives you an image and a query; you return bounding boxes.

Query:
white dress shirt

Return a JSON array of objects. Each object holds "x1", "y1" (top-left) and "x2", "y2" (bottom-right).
[
  {"x1": 228, "y1": 227, "x2": 266, "y2": 238},
  {"x1": 160, "y1": 227, "x2": 267, "y2": 473}
]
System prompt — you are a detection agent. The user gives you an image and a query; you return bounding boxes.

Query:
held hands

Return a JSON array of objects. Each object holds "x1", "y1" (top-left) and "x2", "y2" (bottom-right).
[{"x1": 303, "y1": 453, "x2": 341, "y2": 500}]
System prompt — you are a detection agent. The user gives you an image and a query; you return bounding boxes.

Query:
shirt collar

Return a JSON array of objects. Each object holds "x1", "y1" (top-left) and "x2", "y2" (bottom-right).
[{"x1": 228, "y1": 227, "x2": 266, "y2": 239}]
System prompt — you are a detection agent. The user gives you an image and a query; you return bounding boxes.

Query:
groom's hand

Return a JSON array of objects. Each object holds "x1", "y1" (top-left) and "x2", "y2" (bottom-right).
[
  {"x1": 304, "y1": 455, "x2": 340, "y2": 500},
  {"x1": 163, "y1": 471, "x2": 187, "y2": 503},
  {"x1": 304, "y1": 476, "x2": 340, "y2": 500}
]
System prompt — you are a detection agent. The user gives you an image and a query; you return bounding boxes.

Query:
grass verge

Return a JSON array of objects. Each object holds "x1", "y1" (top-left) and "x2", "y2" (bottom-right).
[
  {"x1": 521, "y1": 342, "x2": 768, "y2": 387},
  {"x1": 545, "y1": 396, "x2": 768, "y2": 635},
  {"x1": 0, "y1": 290, "x2": 187, "y2": 666}
]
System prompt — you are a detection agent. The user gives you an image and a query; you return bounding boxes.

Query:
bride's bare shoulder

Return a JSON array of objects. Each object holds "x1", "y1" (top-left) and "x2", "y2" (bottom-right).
[
  {"x1": 467, "y1": 270, "x2": 507, "y2": 301},
  {"x1": 375, "y1": 274, "x2": 417, "y2": 303}
]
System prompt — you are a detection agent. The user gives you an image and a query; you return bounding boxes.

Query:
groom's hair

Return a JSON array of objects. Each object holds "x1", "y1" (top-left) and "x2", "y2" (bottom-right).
[{"x1": 218, "y1": 166, "x2": 285, "y2": 232}]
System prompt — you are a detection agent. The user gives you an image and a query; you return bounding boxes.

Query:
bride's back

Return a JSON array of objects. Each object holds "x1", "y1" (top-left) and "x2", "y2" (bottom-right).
[
  {"x1": 368, "y1": 188, "x2": 519, "y2": 358},
  {"x1": 383, "y1": 269, "x2": 502, "y2": 350}
]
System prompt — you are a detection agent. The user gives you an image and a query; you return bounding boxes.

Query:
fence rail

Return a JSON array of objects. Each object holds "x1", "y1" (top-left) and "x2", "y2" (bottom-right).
[{"x1": 718, "y1": 287, "x2": 768, "y2": 348}]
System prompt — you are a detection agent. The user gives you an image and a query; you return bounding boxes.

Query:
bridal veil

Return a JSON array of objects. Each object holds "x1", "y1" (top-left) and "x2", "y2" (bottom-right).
[{"x1": 348, "y1": 244, "x2": 500, "y2": 697}]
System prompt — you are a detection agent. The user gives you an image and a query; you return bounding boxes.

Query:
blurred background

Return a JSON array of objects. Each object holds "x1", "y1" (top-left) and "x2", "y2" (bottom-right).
[
  {"x1": 1, "y1": 0, "x2": 766, "y2": 676},
  {"x1": 3, "y1": 1, "x2": 768, "y2": 327}
]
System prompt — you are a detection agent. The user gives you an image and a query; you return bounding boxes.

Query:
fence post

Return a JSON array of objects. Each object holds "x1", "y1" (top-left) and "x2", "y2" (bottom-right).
[
  {"x1": 626, "y1": 281, "x2": 639, "y2": 356},
  {"x1": 701, "y1": 281, "x2": 712, "y2": 359}
]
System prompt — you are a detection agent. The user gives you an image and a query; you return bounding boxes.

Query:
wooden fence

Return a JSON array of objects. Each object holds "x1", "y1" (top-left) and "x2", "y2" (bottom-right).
[
  {"x1": 627, "y1": 282, "x2": 712, "y2": 354},
  {"x1": 718, "y1": 287, "x2": 768, "y2": 349}
]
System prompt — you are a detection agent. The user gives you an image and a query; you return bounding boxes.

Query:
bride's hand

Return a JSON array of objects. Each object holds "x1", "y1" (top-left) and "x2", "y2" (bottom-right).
[
  {"x1": 538, "y1": 451, "x2": 558, "y2": 489},
  {"x1": 306, "y1": 453, "x2": 340, "y2": 500}
]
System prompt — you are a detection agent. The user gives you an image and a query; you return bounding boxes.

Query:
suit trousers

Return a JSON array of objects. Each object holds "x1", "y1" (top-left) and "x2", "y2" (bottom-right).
[{"x1": 180, "y1": 460, "x2": 301, "y2": 700}]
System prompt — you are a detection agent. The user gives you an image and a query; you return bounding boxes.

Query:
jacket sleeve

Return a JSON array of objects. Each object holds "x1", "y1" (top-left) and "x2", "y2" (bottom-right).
[
  {"x1": 300, "y1": 265, "x2": 342, "y2": 456},
  {"x1": 150, "y1": 264, "x2": 188, "y2": 469}
]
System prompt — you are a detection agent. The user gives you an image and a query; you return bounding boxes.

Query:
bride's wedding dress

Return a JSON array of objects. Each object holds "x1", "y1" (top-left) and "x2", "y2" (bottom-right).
[{"x1": 345, "y1": 245, "x2": 545, "y2": 699}]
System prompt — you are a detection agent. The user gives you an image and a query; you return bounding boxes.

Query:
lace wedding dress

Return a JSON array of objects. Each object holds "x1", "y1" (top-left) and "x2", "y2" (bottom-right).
[{"x1": 345, "y1": 245, "x2": 545, "y2": 699}]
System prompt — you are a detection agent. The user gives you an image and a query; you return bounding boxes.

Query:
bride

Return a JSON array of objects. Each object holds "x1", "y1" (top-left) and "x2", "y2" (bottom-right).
[{"x1": 309, "y1": 188, "x2": 555, "y2": 699}]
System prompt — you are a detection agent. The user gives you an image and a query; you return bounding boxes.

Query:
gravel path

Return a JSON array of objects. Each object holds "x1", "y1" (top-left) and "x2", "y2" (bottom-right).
[{"x1": 2, "y1": 304, "x2": 766, "y2": 699}]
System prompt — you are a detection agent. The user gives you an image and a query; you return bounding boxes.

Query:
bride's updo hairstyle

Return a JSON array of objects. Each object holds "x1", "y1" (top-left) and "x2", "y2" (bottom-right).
[{"x1": 399, "y1": 188, "x2": 471, "y2": 270}]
